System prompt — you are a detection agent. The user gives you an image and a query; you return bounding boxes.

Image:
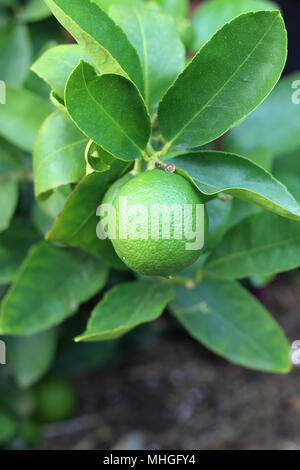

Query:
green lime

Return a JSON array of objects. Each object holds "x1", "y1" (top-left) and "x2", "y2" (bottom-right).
[
  {"x1": 34, "y1": 377, "x2": 75, "y2": 423},
  {"x1": 105, "y1": 168, "x2": 207, "y2": 277}
]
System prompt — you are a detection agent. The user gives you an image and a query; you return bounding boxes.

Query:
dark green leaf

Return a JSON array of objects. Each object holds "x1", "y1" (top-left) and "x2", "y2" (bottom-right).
[
  {"x1": 65, "y1": 62, "x2": 151, "y2": 161},
  {"x1": 7, "y1": 329, "x2": 57, "y2": 388},
  {"x1": 31, "y1": 44, "x2": 91, "y2": 99},
  {"x1": 169, "y1": 151, "x2": 300, "y2": 220},
  {"x1": 0, "y1": 218, "x2": 40, "y2": 284},
  {"x1": 45, "y1": 0, "x2": 144, "y2": 94},
  {"x1": 171, "y1": 278, "x2": 291, "y2": 373},
  {"x1": 205, "y1": 212, "x2": 300, "y2": 279},
  {"x1": 110, "y1": 3, "x2": 185, "y2": 109},
  {"x1": 33, "y1": 109, "x2": 88, "y2": 200},
  {"x1": 0, "y1": 408, "x2": 17, "y2": 443},
  {"x1": 76, "y1": 279, "x2": 175, "y2": 341},
  {"x1": 225, "y1": 72, "x2": 300, "y2": 158},
  {"x1": 158, "y1": 11, "x2": 287, "y2": 148},
  {"x1": 191, "y1": 0, "x2": 279, "y2": 51},
  {"x1": 0, "y1": 241, "x2": 108, "y2": 335},
  {"x1": 0, "y1": 86, "x2": 52, "y2": 152}
]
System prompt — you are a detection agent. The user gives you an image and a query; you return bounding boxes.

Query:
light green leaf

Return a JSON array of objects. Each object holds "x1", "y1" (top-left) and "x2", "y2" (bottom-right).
[
  {"x1": 168, "y1": 151, "x2": 300, "y2": 220},
  {"x1": 33, "y1": 109, "x2": 88, "y2": 200},
  {"x1": 94, "y1": 0, "x2": 142, "y2": 12},
  {"x1": 45, "y1": 0, "x2": 144, "y2": 94},
  {"x1": 110, "y1": 3, "x2": 185, "y2": 109},
  {"x1": 0, "y1": 138, "x2": 22, "y2": 175},
  {"x1": 31, "y1": 44, "x2": 91, "y2": 99},
  {"x1": 47, "y1": 161, "x2": 129, "y2": 269},
  {"x1": 0, "y1": 177, "x2": 18, "y2": 232},
  {"x1": 0, "y1": 86, "x2": 52, "y2": 152},
  {"x1": 76, "y1": 279, "x2": 175, "y2": 341},
  {"x1": 205, "y1": 197, "x2": 232, "y2": 252},
  {"x1": 18, "y1": 0, "x2": 52, "y2": 23},
  {"x1": 0, "y1": 241, "x2": 108, "y2": 336},
  {"x1": 152, "y1": 0, "x2": 188, "y2": 17},
  {"x1": 7, "y1": 329, "x2": 57, "y2": 388},
  {"x1": 225, "y1": 72, "x2": 300, "y2": 158},
  {"x1": 158, "y1": 11, "x2": 287, "y2": 148},
  {"x1": 171, "y1": 278, "x2": 291, "y2": 373},
  {"x1": 32, "y1": 186, "x2": 71, "y2": 235},
  {"x1": 191, "y1": 0, "x2": 279, "y2": 51},
  {"x1": 205, "y1": 212, "x2": 300, "y2": 279},
  {"x1": 0, "y1": 24, "x2": 32, "y2": 87},
  {"x1": 65, "y1": 62, "x2": 151, "y2": 161},
  {"x1": 0, "y1": 218, "x2": 40, "y2": 284}
]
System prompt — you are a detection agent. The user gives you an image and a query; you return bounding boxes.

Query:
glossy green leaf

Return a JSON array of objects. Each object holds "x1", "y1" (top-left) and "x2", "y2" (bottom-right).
[
  {"x1": 171, "y1": 278, "x2": 291, "y2": 373},
  {"x1": 0, "y1": 24, "x2": 32, "y2": 87},
  {"x1": 0, "y1": 177, "x2": 18, "y2": 232},
  {"x1": 0, "y1": 86, "x2": 52, "y2": 152},
  {"x1": 76, "y1": 279, "x2": 175, "y2": 341},
  {"x1": 45, "y1": 0, "x2": 144, "y2": 94},
  {"x1": 32, "y1": 186, "x2": 71, "y2": 235},
  {"x1": 65, "y1": 62, "x2": 151, "y2": 161},
  {"x1": 0, "y1": 218, "x2": 40, "y2": 284},
  {"x1": 7, "y1": 329, "x2": 57, "y2": 388},
  {"x1": 0, "y1": 241, "x2": 108, "y2": 336},
  {"x1": 191, "y1": 0, "x2": 279, "y2": 51},
  {"x1": 0, "y1": 408, "x2": 17, "y2": 444},
  {"x1": 47, "y1": 161, "x2": 129, "y2": 269},
  {"x1": 110, "y1": 3, "x2": 185, "y2": 109},
  {"x1": 225, "y1": 72, "x2": 300, "y2": 158},
  {"x1": 158, "y1": 11, "x2": 287, "y2": 148},
  {"x1": 85, "y1": 141, "x2": 115, "y2": 173},
  {"x1": 18, "y1": 0, "x2": 52, "y2": 23},
  {"x1": 205, "y1": 212, "x2": 300, "y2": 279},
  {"x1": 152, "y1": 0, "x2": 188, "y2": 17},
  {"x1": 169, "y1": 151, "x2": 300, "y2": 220},
  {"x1": 34, "y1": 109, "x2": 87, "y2": 200},
  {"x1": 31, "y1": 44, "x2": 91, "y2": 99}
]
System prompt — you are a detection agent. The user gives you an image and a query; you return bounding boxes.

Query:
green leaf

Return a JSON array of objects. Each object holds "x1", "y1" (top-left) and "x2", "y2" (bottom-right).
[
  {"x1": 31, "y1": 44, "x2": 91, "y2": 100},
  {"x1": 18, "y1": 0, "x2": 52, "y2": 23},
  {"x1": 158, "y1": 11, "x2": 287, "y2": 148},
  {"x1": 0, "y1": 241, "x2": 108, "y2": 336},
  {"x1": 47, "y1": 161, "x2": 129, "y2": 269},
  {"x1": 0, "y1": 218, "x2": 40, "y2": 284},
  {"x1": 0, "y1": 86, "x2": 52, "y2": 152},
  {"x1": 273, "y1": 150, "x2": 300, "y2": 203},
  {"x1": 0, "y1": 138, "x2": 22, "y2": 175},
  {"x1": 152, "y1": 0, "x2": 188, "y2": 17},
  {"x1": 0, "y1": 24, "x2": 32, "y2": 87},
  {"x1": 205, "y1": 197, "x2": 232, "y2": 252},
  {"x1": 32, "y1": 186, "x2": 71, "y2": 235},
  {"x1": 85, "y1": 141, "x2": 115, "y2": 173},
  {"x1": 45, "y1": 0, "x2": 144, "y2": 94},
  {"x1": 33, "y1": 109, "x2": 88, "y2": 200},
  {"x1": 76, "y1": 279, "x2": 175, "y2": 341},
  {"x1": 0, "y1": 408, "x2": 17, "y2": 444},
  {"x1": 228, "y1": 198, "x2": 261, "y2": 229},
  {"x1": 191, "y1": 0, "x2": 279, "y2": 51},
  {"x1": 7, "y1": 330, "x2": 57, "y2": 388},
  {"x1": 65, "y1": 62, "x2": 151, "y2": 161},
  {"x1": 94, "y1": 0, "x2": 142, "y2": 12},
  {"x1": 0, "y1": 177, "x2": 18, "y2": 232},
  {"x1": 169, "y1": 151, "x2": 300, "y2": 220},
  {"x1": 171, "y1": 278, "x2": 291, "y2": 373},
  {"x1": 225, "y1": 72, "x2": 300, "y2": 158},
  {"x1": 205, "y1": 211, "x2": 300, "y2": 280},
  {"x1": 110, "y1": 3, "x2": 185, "y2": 109}
]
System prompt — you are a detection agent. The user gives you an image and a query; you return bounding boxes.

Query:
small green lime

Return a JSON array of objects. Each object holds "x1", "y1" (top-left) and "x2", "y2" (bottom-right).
[
  {"x1": 34, "y1": 377, "x2": 75, "y2": 423},
  {"x1": 104, "y1": 168, "x2": 207, "y2": 277}
]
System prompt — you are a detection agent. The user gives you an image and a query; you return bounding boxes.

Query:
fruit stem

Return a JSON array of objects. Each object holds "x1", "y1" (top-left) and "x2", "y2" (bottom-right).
[{"x1": 131, "y1": 157, "x2": 142, "y2": 176}]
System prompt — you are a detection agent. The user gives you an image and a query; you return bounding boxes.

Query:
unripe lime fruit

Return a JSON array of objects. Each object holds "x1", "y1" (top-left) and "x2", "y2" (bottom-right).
[
  {"x1": 104, "y1": 168, "x2": 207, "y2": 277},
  {"x1": 34, "y1": 377, "x2": 75, "y2": 423}
]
